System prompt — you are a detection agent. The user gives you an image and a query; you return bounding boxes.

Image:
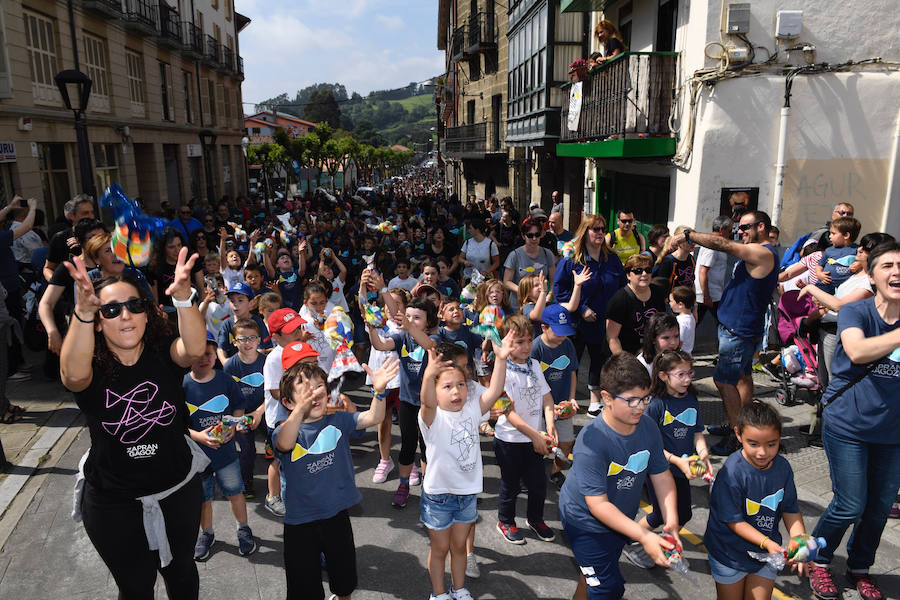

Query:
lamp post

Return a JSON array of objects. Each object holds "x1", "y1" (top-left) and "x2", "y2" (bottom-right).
[
  {"x1": 198, "y1": 129, "x2": 217, "y2": 205},
  {"x1": 54, "y1": 69, "x2": 95, "y2": 199},
  {"x1": 241, "y1": 135, "x2": 250, "y2": 197}
]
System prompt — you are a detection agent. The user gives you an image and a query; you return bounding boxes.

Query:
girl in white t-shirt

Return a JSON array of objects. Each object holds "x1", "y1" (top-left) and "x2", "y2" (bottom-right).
[
  {"x1": 418, "y1": 339, "x2": 512, "y2": 600},
  {"x1": 318, "y1": 248, "x2": 349, "y2": 312},
  {"x1": 298, "y1": 281, "x2": 336, "y2": 374}
]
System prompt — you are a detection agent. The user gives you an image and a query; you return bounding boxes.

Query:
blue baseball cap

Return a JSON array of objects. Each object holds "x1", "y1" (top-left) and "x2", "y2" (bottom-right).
[
  {"x1": 205, "y1": 330, "x2": 218, "y2": 346},
  {"x1": 541, "y1": 304, "x2": 576, "y2": 336},
  {"x1": 227, "y1": 281, "x2": 254, "y2": 299}
]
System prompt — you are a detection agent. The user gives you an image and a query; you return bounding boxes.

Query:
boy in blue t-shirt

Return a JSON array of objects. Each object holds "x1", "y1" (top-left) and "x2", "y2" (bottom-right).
[
  {"x1": 558, "y1": 353, "x2": 679, "y2": 600},
  {"x1": 223, "y1": 318, "x2": 267, "y2": 497},
  {"x1": 185, "y1": 332, "x2": 258, "y2": 561},
  {"x1": 437, "y1": 298, "x2": 483, "y2": 374},
  {"x1": 274, "y1": 352, "x2": 399, "y2": 599},
  {"x1": 815, "y1": 216, "x2": 861, "y2": 294},
  {"x1": 216, "y1": 282, "x2": 272, "y2": 364},
  {"x1": 530, "y1": 304, "x2": 579, "y2": 489}
]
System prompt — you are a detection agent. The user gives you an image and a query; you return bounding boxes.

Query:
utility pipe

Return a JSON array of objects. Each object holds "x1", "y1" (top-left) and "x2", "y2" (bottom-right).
[
  {"x1": 771, "y1": 105, "x2": 790, "y2": 227},
  {"x1": 880, "y1": 106, "x2": 900, "y2": 232}
]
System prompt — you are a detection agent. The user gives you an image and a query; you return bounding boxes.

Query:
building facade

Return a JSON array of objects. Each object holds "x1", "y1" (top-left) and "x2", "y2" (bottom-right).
[{"x1": 0, "y1": 0, "x2": 248, "y2": 222}]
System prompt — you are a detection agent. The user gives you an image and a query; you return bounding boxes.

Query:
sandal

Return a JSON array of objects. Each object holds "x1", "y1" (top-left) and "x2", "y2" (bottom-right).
[
  {"x1": 479, "y1": 421, "x2": 495, "y2": 437},
  {"x1": 1, "y1": 410, "x2": 22, "y2": 424}
]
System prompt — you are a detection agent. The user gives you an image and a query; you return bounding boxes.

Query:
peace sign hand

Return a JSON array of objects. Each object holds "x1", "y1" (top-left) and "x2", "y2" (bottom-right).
[
  {"x1": 64, "y1": 256, "x2": 101, "y2": 317},
  {"x1": 165, "y1": 246, "x2": 200, "y2": 302}
]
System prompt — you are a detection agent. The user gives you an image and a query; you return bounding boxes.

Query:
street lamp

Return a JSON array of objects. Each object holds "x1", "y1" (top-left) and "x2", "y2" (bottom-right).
[
  {"x1": 198, "y1": 129, "x2": 217, "y2": 205},
  {"x1": 54, "y1": 69, "x2": 95, "y2": 199},
  {"x1": 241, "y1": 136, "x2": 250, "y2": 197}
]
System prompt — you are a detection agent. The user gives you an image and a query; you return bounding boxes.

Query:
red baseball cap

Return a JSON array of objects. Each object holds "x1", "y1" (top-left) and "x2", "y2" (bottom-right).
[
  {"x1": 266, "y1": 308, "x2": 306, "y2": 338},
  {"x1": 281, "y1": 341, "x2": 320, "y2": 370}
]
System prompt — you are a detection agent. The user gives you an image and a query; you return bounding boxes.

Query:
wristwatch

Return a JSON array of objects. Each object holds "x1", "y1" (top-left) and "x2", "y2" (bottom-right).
[
  {"x1": 172, "y1": 287, "x2": 197, "y2": 308},
  {"x1": 683, "y1": 229, "x2": 693, "y2": 244}
]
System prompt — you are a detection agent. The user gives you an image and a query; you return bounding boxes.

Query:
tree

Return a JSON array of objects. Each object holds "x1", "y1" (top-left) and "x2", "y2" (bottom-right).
[
  {"x1": 254, "y1": 93, "x2": 290, "y2": 115},
  {"x1": 303, "y1": 89, "x2": 341, "y2": 129},
  {"x1": 247, "y1": 142, "x2": 287, "y2": 212}
]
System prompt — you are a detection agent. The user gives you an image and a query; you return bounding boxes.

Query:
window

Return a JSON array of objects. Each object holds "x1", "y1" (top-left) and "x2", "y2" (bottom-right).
[
  {"x1": 159, "y1": 62, "x2": 174, "y2": 121},
  {"x1": 214, "y1": 24, "x2": 221, "y2": 44},
  {"x1": 183, "y1": 71, "x2": 195, "y2": 123},
  {"x1": 208, "y1": 79, "x2": 217, "y2": 124},
  {"x1": 0, "y1": 6, "x2": 12, "y2": 98},
  {"x1": 211, "y1": 0, "x2": 218, "y2": 10},
  {"x1": 0, "y1": 164, "x2": 15, "y2": 207},
  {"x1": 506, "y1": 3, "x2": 548, "y2": 131},
  {"x1": 23, "y1": 11, "x2": 60, "y2": 105},
  {"x1": 225, "y1": 0, "x2": 233, "y2": 21},
  {"x1": 83, "y1": 34, "x2": 110, "y2": 112},
  {"x1": 38, "y1": 143, "x2": 71, "y2": 222},
  {"x1": 196, "y1": 11, "x2": 204, "y2": 35},
  {"x1": 469, "y1": 55, "x2": 480, "y2": 81},
  {"x1": 126, "y1": 50, "x2": 145, "y2": 117},
  {"x1": 251, "y1": 127, "x2": 261, "y2": 135},
  {"x1": 93, "y1": 144, "x2": 119, "y2": 194},
  {"x1": 224, "y1": 85, "x2": 232, "y2": 123}
]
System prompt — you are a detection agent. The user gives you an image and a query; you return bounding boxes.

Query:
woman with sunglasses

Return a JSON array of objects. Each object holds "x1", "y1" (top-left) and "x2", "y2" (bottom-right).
[
  {"x1": 502, "y1": 218, "x2": 557, "y2": 309},
  {"x1": 553, "y1": 214, "x2": 626, "y2": 418},
  {"x1": 606, "y1": 253, "x2": 667, "y2": 357},
  {"x1": 61, "y1": 247, "x2": 209, "y2": 599},
  {"x1": 806, "y1": 239, "x2": 900, "y2": 600}
]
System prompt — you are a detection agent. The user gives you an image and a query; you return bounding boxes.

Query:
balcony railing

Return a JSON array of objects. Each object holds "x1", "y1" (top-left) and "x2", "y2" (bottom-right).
[
  {"x1": 182, "y1": 22, "x2": 203, "y2": 56},
  {"x1": 158, "y1": 6, "x2": 182, "y2": 46},
  {"x1": 221, "y1": 46, "x2": 234, "y2": 72},
  {"x1": 79, "y1": 0, "x2": 123, "y2": 18},
  {"x1": 560, "y1": 52, "x2": 678, "y2": 143},
  {"x1": 443, "y1": 121, "x2": 504, "y2": 158},
  {"x1": 450, "y1": 25, "x2": 469, "y2": 62},
  {"x1": 204, "y1": 35, "x2": 220, "y2": 64},
  {"x1": 123, "y1": 0, "x2": 158, "y2": 34},
  {"x1": 467, "y1": 12, "x2": 497, "y2": 52},
  {"x1": 237, "y1": 56, "x2": 244, "y2": 78}
]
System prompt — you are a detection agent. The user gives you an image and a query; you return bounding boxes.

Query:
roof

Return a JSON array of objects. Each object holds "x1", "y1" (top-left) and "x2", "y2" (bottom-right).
[
  {"x1": 391, "y1": 144, "x2": 410, "y2": 151},
  {"x1": 244, "y1": 116, "x2": 277, "y2": 128},
  {"x1": 247, "y1": 110, "x2": 316, "y2": 128}
]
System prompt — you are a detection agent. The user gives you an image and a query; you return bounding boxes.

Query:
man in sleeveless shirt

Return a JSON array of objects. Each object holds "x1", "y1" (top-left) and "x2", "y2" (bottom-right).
[
  {"x1": 606, "y1": 209, "x2": 646, "y2": 264},
  {"x1": 668, "y1": 211, "x2": 778, "y2": 455}
]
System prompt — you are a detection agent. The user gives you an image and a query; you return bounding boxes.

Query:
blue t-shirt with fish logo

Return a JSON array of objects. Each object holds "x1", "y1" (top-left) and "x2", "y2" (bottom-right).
[
  {"x1": 223, "y1": 353, "x2": 267, "y2": 413},
  {"x1": 530, "y1": 336, "x2": 579, "y2": 405},
  {"x1": 645, "y1": 392, "x2": 705, "y2": 478},
  {"x1": 182, "y1": 371, "x2": 244, "y2": 470}
]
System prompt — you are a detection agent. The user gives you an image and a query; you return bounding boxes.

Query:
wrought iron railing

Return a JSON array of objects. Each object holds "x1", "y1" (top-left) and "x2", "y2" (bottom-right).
[
  {"x1": 237, "y1": 57, "x2": 244, "y2": 77},
  {"x1": 182, "y1": 22, "x2": 203, "y2": 54},
  {"x1": 205, "y1": 35, "x2": 220, "y2": 63},
  {"x1": 124, "y1": 0, "x2": 157, "y2": 29},
  {"x1": 221, "y1": 46, "x2": 234, "y2": 71},
  {"x1": 467, "y1": 11, "x2": 497, "y2": 51},
  {"x1": 444, "y1": 120, "x2": 504, "y2": 157},
  {"x1": 560, "y1": 52, "x2": 678, "y2": 142},
  {"x1": 159, "y1": 6, "x2": 181, "y2": 43},
  {"x1": 450, "y1": 25, "x2": 469, "y2": 62}
]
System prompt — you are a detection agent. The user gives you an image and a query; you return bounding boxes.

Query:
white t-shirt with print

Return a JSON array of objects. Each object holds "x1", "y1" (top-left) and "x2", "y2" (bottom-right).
[
  {"x1": 462, "y1": 236, "x2": 497, "y2": 279},
  {"x1": 204, "y1": 301, "x2": 234, "y2": 338},
  {"x1": 263, "y1": 344, "x2": 289, "y2": 429},
  {"x1": 221, "y1": 266, "x2": 244, "y2": 290},
  {"x1": 299, "y1": 303, "x2": 337, "y2": 374},
  {"x1": 494, "y1": 358, "x2": 551, "y2": 444},
  {"x1": 388, "y1": 275, "x2": 417, "y2": 293},
  {"x1": 329, "y1": 277, "x2": 349, "y2": 312},
  {"x1": 365, "y1": 320, "x2": 401, "y2": 389},
  {"x1": 822, "y1": 273, "x2": 873, "y2": 323},
  {"x1": 419, "y1": 381, "x2": 489, "y2": 495}
]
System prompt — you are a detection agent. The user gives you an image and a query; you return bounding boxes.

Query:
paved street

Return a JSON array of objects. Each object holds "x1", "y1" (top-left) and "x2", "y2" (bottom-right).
[{"x1": 0, "y1": 354, "x2": 899, "y2": 599}]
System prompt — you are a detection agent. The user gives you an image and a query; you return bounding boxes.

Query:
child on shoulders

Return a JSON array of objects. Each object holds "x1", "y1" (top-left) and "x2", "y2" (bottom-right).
[{"x1": 669, "y1": 286, "x2": 697, "y2": 354}]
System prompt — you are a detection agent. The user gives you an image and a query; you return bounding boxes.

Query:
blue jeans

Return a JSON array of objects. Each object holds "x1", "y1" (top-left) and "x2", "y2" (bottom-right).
[{"x1": 811, "y1": 423, "x2": 900, "y2": 570}]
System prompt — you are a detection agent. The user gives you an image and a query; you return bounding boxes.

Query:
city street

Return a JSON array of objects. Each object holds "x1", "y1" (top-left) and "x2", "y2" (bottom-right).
[{"x1": 0, "y1": 356, "x2": 898, "y2": 599}]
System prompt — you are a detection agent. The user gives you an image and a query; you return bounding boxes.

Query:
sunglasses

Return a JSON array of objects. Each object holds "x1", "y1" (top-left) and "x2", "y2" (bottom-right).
[
  {"x1": 737, "y1": 222, "x2": 759, "y2": 231},
  {"x1": 628, "y1": 267, "x2": 651, "y2": 275},
  {"x1": 524, "y1": 232, "x2": 541, "y2": 239},
  {"x1": 589, "y1": 226, "x2": 606, "y2": 233},
  {"x1": 619, "y1": 218, "x2": 634, "y2": 224},
  {"x1": 836, "y1": 210, "x2": 853, "y2": 216},
  {"x1": 98, "y1": 297, "x2": 150, "y2": 319},
  {"x1": 612, "y1": 393, "x2": 652, "y2": 408}
]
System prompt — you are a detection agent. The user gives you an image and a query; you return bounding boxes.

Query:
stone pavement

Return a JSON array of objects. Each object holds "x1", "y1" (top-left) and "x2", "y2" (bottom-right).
[{"x1": 0, "y1": 356, "x2": 899, "y2": 599}]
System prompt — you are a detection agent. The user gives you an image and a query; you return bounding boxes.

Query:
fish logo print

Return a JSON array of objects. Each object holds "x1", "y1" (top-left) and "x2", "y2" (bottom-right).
[
  {"x1": 607, "y1": 450, "x2": 650, "y2": 476},
  {"x1": 540, "y1": 356, "x2": 571, "y2": 371},
  {"x1": 232, "y1": 373, "x2": 265, "y2": 387},
  {"x1": 291, "y1": 425, "x2": 342, "y2": 461},
  {"x1": 888, "y1": 347, "x2": 900, "y2": 363},
  {"x1": 186, "y1": 394, "x2": 229, "y2": 416},
  {"x1": 746, "y1": 489, "x2": 784, "y2": 515},
  {"x1": 663, "y1": 408, "x2": 697, "y2": 426},
  {"x1": 828, "y1": 255, "x2": 856, "y2": 267},
  {"x1": 401, "y1": 344, "x2": 425, "y2": 361},
  {"x1": 102, "y1": 382, "x2": 177, "y2": 444}
]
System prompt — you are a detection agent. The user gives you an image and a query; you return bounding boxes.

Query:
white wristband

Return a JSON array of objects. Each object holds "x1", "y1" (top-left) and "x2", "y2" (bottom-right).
[{"x1": 172, "y1": 288, "x2": 197, "y2": 308}]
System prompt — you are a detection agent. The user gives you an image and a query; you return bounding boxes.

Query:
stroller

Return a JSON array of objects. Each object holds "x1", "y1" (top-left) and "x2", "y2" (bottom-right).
[{"x1": 773, "y1": 290, "x2": 823, "y2": 407}]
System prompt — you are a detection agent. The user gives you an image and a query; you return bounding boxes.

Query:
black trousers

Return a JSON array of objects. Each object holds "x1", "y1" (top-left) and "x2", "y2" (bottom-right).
[
  {"x1": 81, "y1": 476, "x2": 202, "y2": 600},
  {"x1": 398, "y1": 400, "x2": 426, "y2": 466},
  {"x1": 573, "y1": 330, "x2": 610, "y2": 389},
  {"x1": 284, "y1": 509, "x2": 357, "y2": 600},
  {"x1": 645, "y1": 472, "x2": 693, "y2": 529},
  {"x1": 494, "y1": 438, "x2": 547, "y2": 525}
]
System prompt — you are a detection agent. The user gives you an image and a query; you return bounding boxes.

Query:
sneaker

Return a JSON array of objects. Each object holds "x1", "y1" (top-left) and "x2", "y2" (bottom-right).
[
  {"x1": 808, "y1": 564, "x2": 839, "y2": 600},
  {"x1": 621, "y1": 542, "x2": 656, "y2": 569},
  {"x1": 392, "y1": 483, "x2": 410, "y2": 508},
  {"x1": 496, "y1": 521, "x2": 525, "y2": 544},
  {"x1": 264, "y1": 495, "x2": 285, "y2": 517},
  {"x1": 587, "y1": 403, "x2": 602, "y2": 418},
  {"x1": 193, "y1": 531, "x2": 215, "y2": 561},
  {"x1": 527, "y1": 520, "x2": 555, "y2": 542},
  {"x1": 752, "y1": 361, "x2": 766, "y2": 373},
  {"x1": 465, "y1": 553, "x2": 480, "y2": 578},
  {"x1": 243, "y1": 481, "x2": 256, "y2": 500},
  {"x1": 7, "y1": 371, "x2": 30, "y2": 382},
  {"x1": 451, "y1": 587, "x2": 474, "y2": 600},
  {"x1": 549, "y1": 471, "x2": 567, "y2": 489},
  {"x1": 711, "y1": 432, "x2": 740, "y2": 456},
  {"x1": 237, "y1": 526, "x2": 258, "y2": 556},
  {"x1": 707, "y1": 423, "x2": 731, "y2": 437},
  {"x1": 847, "y1": 571, "x2": 883, "y2": 600},
  {"x1": 762, "y1": 362, "x2": 784, "y2": 380},
  {"x1": 409, "y1": 463, "x2": 422, "y2": 486},
  {"x1": 373, "y1": 458, "x2": 395, "y2": 484},
  {"x1": 391, "y1": 408, "x2": 399, "y2": 424},
  {"x1": 889, "y1": 502, "x2": 900, "y2": 519},
  {"x1": 428, "y1": 594, "x2": 452, "y2": 600}
]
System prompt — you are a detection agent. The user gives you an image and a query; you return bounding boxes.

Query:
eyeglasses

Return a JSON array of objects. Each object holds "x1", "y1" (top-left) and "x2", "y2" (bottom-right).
[
  {"x1": 612, "y1": 393, "x2": 652, "y2": 408},
  {"x1": 589, "y1": 226, "x2": 606, "y2": 233},
  {"x1": 98, "y1": 297, "x2": 150, "y2": 319},
  {"x1": 195, "y1": 235, "x2": 206, "y2": 240},
  {"x1": 836, "y1": 210, "x2": 853, "y2": 216},
  {"x1": 737, "y1": 222, "x2": 759, "y2": 231},
  {"x1": 666, "y1": 369, "x2": 695, "y2": 380},
  {"x1": 234, "y1": 335, "x2": 259, "y2": 344},
  {"x1": 619, "y1": 218, "x2": 634, "y2": 224},
  {"x1": 628, "y1": 267, "x2": 651, "y2": 275},
  {"x1": 524, "y1": 232, "x2": 541, "y2": 239}
]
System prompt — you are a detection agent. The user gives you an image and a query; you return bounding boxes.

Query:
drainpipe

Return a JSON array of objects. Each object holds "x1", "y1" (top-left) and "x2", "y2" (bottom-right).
[
  {"x1": 881, "y1": 107, "x2": 900, "y2": 231},
  {"x1": 771, "y1": 106, "x2": 790, "y2": 227}
]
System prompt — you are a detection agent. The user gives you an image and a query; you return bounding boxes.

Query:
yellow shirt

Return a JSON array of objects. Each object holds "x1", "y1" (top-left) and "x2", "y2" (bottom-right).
[{"x1": 610, "y1": 228, "x2": 641, "y2": 263}]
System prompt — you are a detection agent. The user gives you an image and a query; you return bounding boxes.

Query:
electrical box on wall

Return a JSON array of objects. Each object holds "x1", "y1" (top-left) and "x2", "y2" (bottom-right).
[
  {"x1": 726, "y1": 3, "x2": 751, "y2": 34},
  {"x1": 775, "y1": 10, "x2": 803, "y2": 39}
]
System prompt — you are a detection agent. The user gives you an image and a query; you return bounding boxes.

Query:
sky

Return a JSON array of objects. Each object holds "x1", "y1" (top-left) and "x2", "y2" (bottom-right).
[{"x1": 236, "y1": 0, "x2": 445, "y2": 111}]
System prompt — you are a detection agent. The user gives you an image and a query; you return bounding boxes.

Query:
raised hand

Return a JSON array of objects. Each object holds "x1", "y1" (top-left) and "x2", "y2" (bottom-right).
[
  {"x1": 574, "y1": 267, "x2": 593, "y2": 286},
  {"x1": 165, "y1": 246, "x2": 199, "y2": 302},
  {"x1": 64, "y1": 256, "x2": 101, "y2": 316},
  {"x1": 362, "y1": 355, "x2": 400, "y2": 394},
  {"x1": 493, "y1": 329, "x2": 516, "y2": 361}
]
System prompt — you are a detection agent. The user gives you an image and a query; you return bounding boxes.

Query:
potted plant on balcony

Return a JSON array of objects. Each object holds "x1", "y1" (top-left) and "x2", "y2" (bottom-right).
[{"x1": 568, "y1": 58, "x2": 590, "y2": 82}]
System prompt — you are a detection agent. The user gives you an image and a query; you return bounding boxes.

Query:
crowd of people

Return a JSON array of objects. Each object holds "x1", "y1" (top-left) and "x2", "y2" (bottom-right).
[{"x1": 0, "y1": 171, "x2": 897, "y2": 600}]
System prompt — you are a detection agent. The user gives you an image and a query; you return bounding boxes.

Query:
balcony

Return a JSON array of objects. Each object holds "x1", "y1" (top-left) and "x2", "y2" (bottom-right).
[
  {"x1": 123, "y1": 0, "x2": 158, "y2": 36},
  {"x1": 443, "y1": 121, "x2": 504, "y2": 159},
  {"x1": 450, "y1": 25, "x2": 470, "y2": 62},
  {"x1": 204, "y1": 35, "x2": 220, "y2": 66},
  {"x1": 220, "y1": 46, "x2": 234, "y2": 72},
  {"x1": 157, "y1": 6, "x2": 182, "y2": 48},
  {"x1": 235, "y1": 56, "x2": 245, "y2": 80},
  {"x1": 466, "y1": 12, "x2": 497, "y2": 53},
  {"x1": 558, "y1": 52, "x2": 678, "y2": 158},
  {"x1": 78, "y1": 0, "x2": 123, "y2": 19},
  {"x1": 181, "y1": 22, "x2": 203, "y2": 58}
]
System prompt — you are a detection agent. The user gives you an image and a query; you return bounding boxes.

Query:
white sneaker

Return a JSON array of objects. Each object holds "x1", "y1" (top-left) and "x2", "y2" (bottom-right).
[
  {"x1": 587, "y1": 402, "x2": 602, "y2": 418},
  {"x1": 409, "y1": 463, "x2": 422, "y2": 486},
  {"x1": 7, "y1": 371, "x2": 30, "y2": 382},
  {"x1": 429, "y1": 594, "x2": 452, "y2": 600},
  {"x1": 264, "y1": 495, "x2": 285, "y2": 517},
  {"x1": 373, "y1": 458, "x2": 395, "y2": 483},
  {"x1": 465, "y1": 552, "x2": 480, "y2": 578},
  {"x1": 451, "y1": 587, "x2": 474, "y2": 600}
]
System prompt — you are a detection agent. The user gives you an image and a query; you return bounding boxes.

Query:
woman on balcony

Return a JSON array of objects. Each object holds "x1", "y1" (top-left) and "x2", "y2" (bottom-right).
[{"x1": 590, "y1": 20, "x2": 626, "y2": 66}]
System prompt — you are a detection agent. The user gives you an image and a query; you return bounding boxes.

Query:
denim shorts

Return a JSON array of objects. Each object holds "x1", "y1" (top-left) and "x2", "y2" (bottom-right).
[
  {"x1": 201, "y1": 458, "x2": 244, "y2": 501},
  {"x1": 713, "y1": 325, "x2": 761, "y2": 386},
  {"x1": 708, "y1": 553, "x2": 777, "y2": 585},
  {"x1": 420, "y1": 492, "x2": 478, "y2": 530}
]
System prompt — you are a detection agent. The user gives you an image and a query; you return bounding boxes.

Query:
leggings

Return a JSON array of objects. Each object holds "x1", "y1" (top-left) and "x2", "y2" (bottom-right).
[
  {"x1": 645, "y1": 472, "x2": 693, "y2": 529},
  {"x1": 236, "y1": 429, "x2": 256, "y2": 483},
  {"x1": 398, "y1": 400, "x2": 426, "y2": 466},
  {"x1": 81, "y1": 476, "x2": 202, "y2": 600},
  {"x1": 573, "y1": 330, "x2": 610, "y2": 390}
]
